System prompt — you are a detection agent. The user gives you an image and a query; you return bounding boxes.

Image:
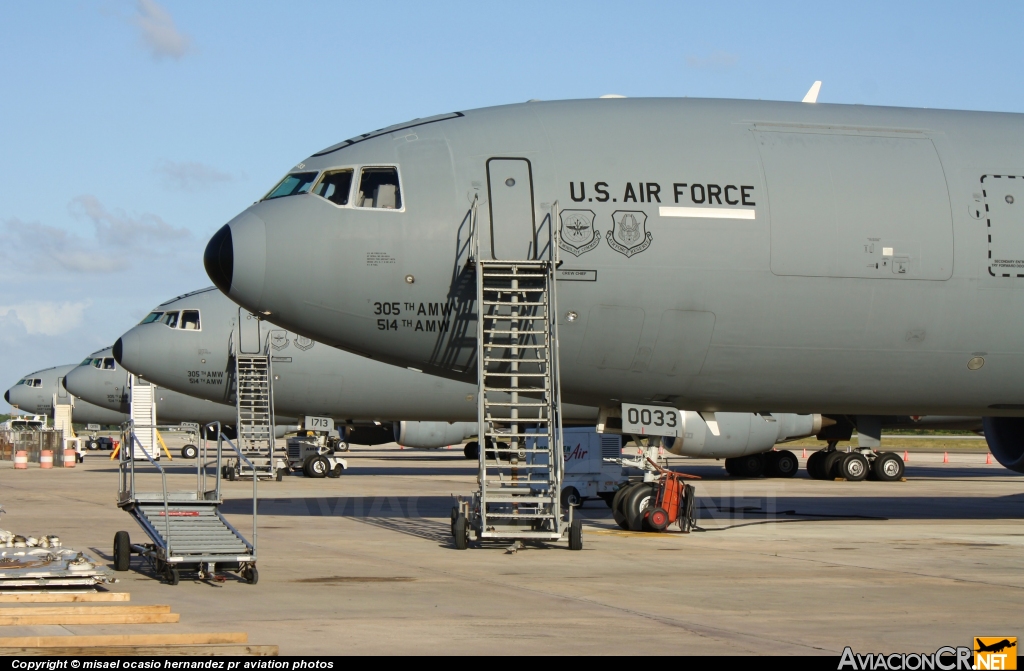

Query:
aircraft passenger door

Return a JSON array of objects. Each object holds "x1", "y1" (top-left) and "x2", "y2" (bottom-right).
[
  {"x1": 238, "y1": 308, "x2": 263, "y2": 354},
  {"x1": 486, "y1": 158, "x2": 536, "y2": 260}
]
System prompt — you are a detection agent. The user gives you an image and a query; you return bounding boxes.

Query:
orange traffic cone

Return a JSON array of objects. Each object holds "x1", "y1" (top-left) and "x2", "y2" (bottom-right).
[
  {"x1": 986, "y1": 453, "x2": 993, "y2": 464},
  {"x1": 943, "y1": 452, "x2": 949, "y2": 463},
  {"x1": 903, "y1": 451, "x2": 909, "y2": 462},
  {"x1": 802, "y1": 448, "x2": 807, "y2": 458}
]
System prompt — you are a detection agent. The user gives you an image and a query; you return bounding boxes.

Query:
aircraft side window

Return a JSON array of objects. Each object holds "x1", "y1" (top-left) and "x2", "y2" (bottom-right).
[
  {"x1": 92, "y1": 359, "x2": 102, "y2": 368},
  {"x1": 161, "y1": 311, "x2": 179, "y2": 328},
  {"x1": 356, "y1": 167, "x2": 401, "y2": 210},
  {"x1": 103, "y1": 358, "x2": 116, "y2": 370},
  {"x1": 180, "y1": 310, "x2": 200, "y2": 330},
  {"x1": 32, "y1": 379, "x2": 42, "y2": 387},
  {"x1": 140, "y1": 312, "x2": 163, "y2": 324},
  {"x1": 312, "y1": 169, "x2": 353, "y2": 206},
  {"x1": 264, "y1": 171, "x2": 319, "y2": 200}
]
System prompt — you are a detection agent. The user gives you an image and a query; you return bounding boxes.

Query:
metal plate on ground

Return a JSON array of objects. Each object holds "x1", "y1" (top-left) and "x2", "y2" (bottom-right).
[{"x1": 0, "y1": 548, "x2": 114, "y2": 587}]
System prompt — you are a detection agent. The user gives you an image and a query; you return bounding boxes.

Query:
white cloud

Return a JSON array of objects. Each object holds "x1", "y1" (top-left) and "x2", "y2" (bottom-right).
[
  {"x1": 69, "y1": 195, "x2": 191, "y2": 248},
  {"x1": 0, "y1": 196, "x2": 195, "y2": 277},
  {"x1": 686, "y1": 51, "x2": 740, "y2": 71},
  {"x1": 132, "y1": 0, "x2": 192, "y2": 61},
  {"x1": 0, "y1": 301, "x2": 91, "y2": 336},
  {"x1": 156, "y1": 160, "x2": 233, "y2": 191}
]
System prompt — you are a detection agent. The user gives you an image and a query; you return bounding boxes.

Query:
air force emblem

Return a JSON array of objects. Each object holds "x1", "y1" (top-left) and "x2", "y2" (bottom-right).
[
  {"x1": 607, "y1": 210, "x2": 652, "y2": 257},
  {"x1": 558, "y1": 209, "x2": 600, "y2": 257},
  {"x1": 270, "y1": 331, "x2": 290, "y2": 351},
  {"x1": 294, "y1": 335, "x2": 314, "y2": 351}
]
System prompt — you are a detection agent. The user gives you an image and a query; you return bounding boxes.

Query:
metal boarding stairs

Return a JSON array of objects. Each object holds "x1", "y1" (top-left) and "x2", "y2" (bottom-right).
[
  {"x1": 229, "y1": 348, "x2": 280, "y2": 481},
  {"x1": 454, "y1": 199, "x2": 580, "y2": 550},
  {"x1": 116, "y1": 421, "x2": 258, "y2": 585}
]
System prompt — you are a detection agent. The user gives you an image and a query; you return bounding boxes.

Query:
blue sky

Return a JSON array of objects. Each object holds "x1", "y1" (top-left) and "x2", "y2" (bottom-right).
[{"x1": 1, "y1": 1, "x2": 1022, "y2": 411}]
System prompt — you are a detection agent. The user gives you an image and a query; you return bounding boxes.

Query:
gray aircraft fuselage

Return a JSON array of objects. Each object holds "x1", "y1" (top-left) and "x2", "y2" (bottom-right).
[
  {"x1": 64, "y1": 347, "x2": 237, "y2": 426},
  {"x1": 206, "y1": 97, "x2": 1024, "y2": 417},
  {"x1": 114, "y1": 287, "x2": 598, "y2": 423},
  {"x1": 5, "y1": 364, "x2": 128, "y2": 426}
]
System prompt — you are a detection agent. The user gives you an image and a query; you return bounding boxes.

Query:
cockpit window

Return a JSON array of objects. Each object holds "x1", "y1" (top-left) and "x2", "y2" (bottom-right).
[
  {"x1": 92, "y1": 359, "x2": 102, "y2": 368},
  {"x1": 161, "y1": 311, "x2": 179, "y2": 328},
  {"x1": 103, "y1": 358, "x2": 116, "y2": 370},
  {"x1": 79, "y1": 358, "x2": 92, "y2": 366},
  {"x1": 356, "y1": 167, "x2": 401, "y2": 209},
  {"x1": 180, "y1": 310, "x2": 200, "y2": 330},
  {"x1": 16, "y1": 379, "x2": 25, "y2": 385},
  {"x1": 140, "y1": 312, "x2": 163, "y2": 324},
  {"x1": 312, "y1": 170, "x2": 353, "y2": 206},
  {"x1": 265, "y1": 172, "x2": 319, "y2": 200},
  {"x1": 32, "y1": 379, "x2": 42, "y2": 387}
]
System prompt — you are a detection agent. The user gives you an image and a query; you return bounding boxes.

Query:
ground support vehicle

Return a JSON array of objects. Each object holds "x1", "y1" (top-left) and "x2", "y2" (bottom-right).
[{"x1": 114, "y1": 421, "x2": 258, "y2": 585}]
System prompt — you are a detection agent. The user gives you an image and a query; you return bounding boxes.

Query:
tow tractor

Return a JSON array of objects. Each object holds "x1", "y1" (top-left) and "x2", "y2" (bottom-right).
[{"x1": 285, "y1": 416, "x2": 347, "y2": 478}]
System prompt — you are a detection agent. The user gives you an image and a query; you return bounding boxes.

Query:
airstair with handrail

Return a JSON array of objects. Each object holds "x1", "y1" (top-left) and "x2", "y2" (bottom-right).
[
  {"x1": 228, "y1": 328, "x2": 280, "y2": 481},
  {"x1": 114, "y1": 420, "x2": 258, "y2": 585},
  {"x1": 453, "y1": 197, "x2": 580, "y2": 550}
]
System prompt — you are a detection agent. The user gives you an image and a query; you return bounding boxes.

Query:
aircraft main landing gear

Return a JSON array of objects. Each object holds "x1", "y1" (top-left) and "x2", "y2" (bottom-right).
[
  {"x1": 723, "y1": 450, "x2": 799, "y2": 478},
  {"x1": 807, "y1": 443, "x2": 904, "y2": 481}
]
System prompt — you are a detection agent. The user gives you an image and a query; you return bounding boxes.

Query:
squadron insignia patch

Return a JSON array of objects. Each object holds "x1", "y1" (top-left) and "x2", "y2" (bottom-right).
[
  {"x1": 607, "y1": 210, "x2": 652, "y2": 257},
  {"x1": 270, "y1": 331, "x2": 289, "y2": 351},
  {"x1": 294, "y1": 335, "x2": 314, "y2": 351},
  {"x1": 558, "y1": 209, "x2": 600, "y2": 257}
]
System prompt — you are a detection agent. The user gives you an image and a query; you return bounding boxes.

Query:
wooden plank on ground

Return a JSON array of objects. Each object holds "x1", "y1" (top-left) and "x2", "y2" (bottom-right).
[
  {"x1": 0, "y1": 644, "x2": 278, "y2": 656},
  {"x1": 0, "y1": 611, "x2": 179, "y2": 625},
  {"x1": 0, "y1": 592, "x2": 130, "y2": 603},
  {"x1": 0, "y1": 632, "x2": 248, "y2": 647},
  {"x1": 0, "y1": 605, "x2": 169, "y2": 616}
]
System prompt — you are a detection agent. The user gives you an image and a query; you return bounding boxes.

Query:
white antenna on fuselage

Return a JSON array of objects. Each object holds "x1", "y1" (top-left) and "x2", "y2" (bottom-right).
[{"x1": 802, "y1": 81, "x2": 822, "y2": 103}]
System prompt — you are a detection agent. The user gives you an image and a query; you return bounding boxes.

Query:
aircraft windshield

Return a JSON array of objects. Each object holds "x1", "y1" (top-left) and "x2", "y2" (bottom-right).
[
  {"x1": 265, "y1": 172, "x2": 318, "y2": 200},
  {"x1": 92, "y1": 359, "x2": 102, "y2": 368},
  {"x1": 140, "y1": 312, "x2": 163, "y2": 324},
  {"x1": 15, "y1": 379, "x2": 25, "y2": 385}
]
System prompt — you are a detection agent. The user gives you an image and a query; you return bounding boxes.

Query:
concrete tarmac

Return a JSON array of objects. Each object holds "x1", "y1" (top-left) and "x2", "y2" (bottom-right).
[{"x1": 1, "y1": 443, "x2": 1021, "y2": 655}]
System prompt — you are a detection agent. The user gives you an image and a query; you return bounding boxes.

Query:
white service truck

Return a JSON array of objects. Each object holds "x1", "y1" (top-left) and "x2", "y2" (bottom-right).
[{"x1": 529, "y1": 427, "x2": 627, "y2": 507}]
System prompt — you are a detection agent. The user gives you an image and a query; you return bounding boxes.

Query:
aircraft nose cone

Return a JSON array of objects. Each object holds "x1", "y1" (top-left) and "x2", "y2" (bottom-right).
[
  {"x1": 204, "y1": 224, "x2": 234, "y2": 294},
  {"x1": 4, "y1": 390, "x2": 9, "y2": 404},
  {"x1": 115, "y1": 332, "x2": 142, "y2": 375}
]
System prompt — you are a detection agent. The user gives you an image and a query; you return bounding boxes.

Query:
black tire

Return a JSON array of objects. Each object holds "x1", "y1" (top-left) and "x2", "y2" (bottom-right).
[
  {"x1": 612, "y1": 483, "x2": 635, "y2": 530},
  {"x1": 246, "y1": 566, "x2": 259, "y2": 585},
  {"x1": 598, "y1": 492, "x2": 615, "y2": 508},
  {"x1": 735, "y1": 453, "x2": 766, "y2": 478},
  {"x1": 113, "y1": 531, "x2": 131, "y2": 571},
  {"x1": 561, "y1": 486, "x2": 582, "y2": 508},
  {"x1": 873, "y1": 452, "x2": 904, "y2": 482},
  {"x1": 463, "y1": 442, "x2": 479, "y2": 460},
  {"x1": 648, "y1": 507, "x2": 670, "y2": 531},
  {"x1": 453, "y1": 515, "x2": 469, "y2": 550},
  {"x1": 307, "y1": 456, "x2": 329, "y2": 478},
  {"x1": 327, "y1": 463, "x2": 343, "y2": 478},
  {"x1": 568, "y1": 519, "x2": 583, "y2": 551},
  {"x1": 763, "y1": 451, "x2": 781, "y2": 477},
  {"x1": 724, "y1": 458, "x2": 738, "y2": 476},
  {"x1": 276, "y1": 468, "x2": 284, "y2": 482},
  {"x1": 806, "y1": 450, "x2": 825, "y2": 479},
  {"x1": 625, "y1": 482, "x2": 657, "y2": 532},
  {"x1": 823, "y1": 451, "x2": 846, "y2": 479},
  {"x1": 225, "y1": 466, "x2": 236, "y2": 482},
  {"x1": 180, "y1": 444, "x2": 198, "y2": 460},
  {"x1": 840, "y1": 453, "x2": 869, "y2": 481},
  {"x1": 166, "y1": 568, "x2": 180, "y2": 586},
  {"x1": 301, "y1": 456, "x2": 315, "y2": 478},
  {"x1": 773, "y1": 450, "x2": 799, "y2": 478},
  {"x1": 450, "y1": 507, "x2": 459, "y2": 537},
  {"x1": 88, "y1": 441, "x2": 99, "y2": 450}
]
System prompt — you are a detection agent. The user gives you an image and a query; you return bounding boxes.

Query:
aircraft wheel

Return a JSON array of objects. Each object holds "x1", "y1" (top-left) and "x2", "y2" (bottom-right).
[
  {"x1": 823, "y1": 451, "x2": 846, "y2": 480},
  {"x1": 806, "y1": 451, "x2": 825, "y2": 479},
  {"x1": 561, "y1": 486, "x2": 582, "y2": 508},
  {"x1": 773, "y1": 450, "x2": 799, "y2": 478},
  {"x1": 224, "y1": 466, "x2": 236, "y2": 482},
  {"x1": 113, "y1": 531, "x2": 131, "y2": 571},
  {"x1": 625, "y1": 482, "x2": 657, "y2": 532},
  {"x1": 327, "y1": 463, "x2": 344, "y2": 478},
  {"x1": 463, "y1": 442, "x2": 479, "y2": 460},
  {"x1": 450, "y1": 507, "x2": 459, "y2": 536},
  {"x1": 453, "y1": 515, "x2": 469, "y2": 550},
  {"x1": 648, "y1": 507, "x2": 670, "y2": 531},
  {"x1": 612, "y1": 483, "x2": 635, "y2": 530},
  {"x1": 723, "y1": 458, "x2": 738, "y2": 476},
  {"x1": 276, "y1": 468, "x2": 284, "y2": 481},
  {"x1": 873, "y1": 452, "x2": 904, "y2": 482},
  {"x1": 735, "y1": 453, "x2": 766, "y2": 478},
  {"x1": 180, "y1": 444, "x2": 198, "y2": 460},
  {"x1": 568, "y1": 519, "x2": 583, "y2": 551},
  {"x1": 840, "y1": 453, "x2": 869, "y2": 481},
  {"x1": 598, "y1": 492, "x2": 615, "y2": 508}
]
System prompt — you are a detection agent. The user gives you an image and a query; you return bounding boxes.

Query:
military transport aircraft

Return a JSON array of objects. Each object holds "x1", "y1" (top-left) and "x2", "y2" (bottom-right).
[
  {"x1": 203, "y1": 96, "x2": 1024, "y2": 473},
  {"x1": 6, "y1": 364, "x2": 127, "y2": 426},
  {"x1": 64, "y1": 347, "x2": 239, "y2": 429},
  {"x1": 113, "y1": 287, "x2": 825, "y2": 469}
]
